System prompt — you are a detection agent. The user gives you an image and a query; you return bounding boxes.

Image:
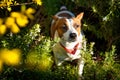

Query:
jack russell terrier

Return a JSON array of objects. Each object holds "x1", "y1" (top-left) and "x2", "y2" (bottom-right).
[{"x1": 51, "y1": 6, "x2": 85, "y2": 79}]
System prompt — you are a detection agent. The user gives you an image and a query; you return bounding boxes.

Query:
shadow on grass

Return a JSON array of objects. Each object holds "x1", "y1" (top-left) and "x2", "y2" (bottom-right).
[{"x1": 0, "y1": 66, "x2": 78, "y2": 80}]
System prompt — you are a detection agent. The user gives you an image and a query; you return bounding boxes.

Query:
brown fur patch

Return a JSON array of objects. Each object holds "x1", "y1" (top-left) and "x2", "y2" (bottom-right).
[
  {"x1": 55, "y1": 18, "x2": 68, "y2": 38},
  {"x1": 72, "y1": 18, "x2": 82, "y2": 36}
]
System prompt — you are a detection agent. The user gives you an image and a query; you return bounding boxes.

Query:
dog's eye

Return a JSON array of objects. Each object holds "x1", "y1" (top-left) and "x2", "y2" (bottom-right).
[
  {"x1": 75, "y1": 25, "x2": 80, "y2": 29},
  {"x1": 61, "y1": 25, "x2": 67, "y2": 32}
]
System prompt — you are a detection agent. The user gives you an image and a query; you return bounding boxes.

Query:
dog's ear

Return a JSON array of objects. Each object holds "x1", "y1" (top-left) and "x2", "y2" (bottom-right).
[
  {"x1": 51, "y1": 25, "x2": 56, "y2": 39},
  {"x1": 76, "y1": 12, "x2": 84, "y2": 20},
  {"x1": 52, "y1": 16, "x2": 59, "y2": 21},
  {"x1": 51, "y1": 16, "x2": 58, "y2": 39}
]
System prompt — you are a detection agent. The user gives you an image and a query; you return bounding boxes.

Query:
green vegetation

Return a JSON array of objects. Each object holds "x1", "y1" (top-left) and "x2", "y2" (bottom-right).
[{"x1": 0, "y1": 0, "x2": 120, "y2": 80}]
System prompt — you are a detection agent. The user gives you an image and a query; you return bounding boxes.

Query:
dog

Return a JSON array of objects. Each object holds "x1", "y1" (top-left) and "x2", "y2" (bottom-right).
[{"x1": 51, "y1": 6, "x2": 85, "y2": 79}]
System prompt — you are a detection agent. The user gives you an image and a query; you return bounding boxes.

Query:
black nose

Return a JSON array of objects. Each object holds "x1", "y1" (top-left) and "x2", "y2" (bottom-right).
[{"x1": 69, "y1": 33, "x2": 77, "y2": 39}]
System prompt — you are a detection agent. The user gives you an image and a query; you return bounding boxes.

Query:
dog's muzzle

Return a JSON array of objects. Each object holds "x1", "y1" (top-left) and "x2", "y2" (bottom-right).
[{"x1": 69, "y1": 33, "x2": 77, "y2": 41}]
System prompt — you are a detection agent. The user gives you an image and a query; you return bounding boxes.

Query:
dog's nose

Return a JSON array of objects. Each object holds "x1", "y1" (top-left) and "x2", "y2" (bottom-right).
[{"x1": 69, "y1": 33, "x2": 77, "y2": 39}]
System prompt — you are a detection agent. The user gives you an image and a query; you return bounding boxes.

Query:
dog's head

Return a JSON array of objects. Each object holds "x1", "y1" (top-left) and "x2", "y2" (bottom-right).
[{"x1": 51, "y1": 12, "x2": 84, "y2": 43}]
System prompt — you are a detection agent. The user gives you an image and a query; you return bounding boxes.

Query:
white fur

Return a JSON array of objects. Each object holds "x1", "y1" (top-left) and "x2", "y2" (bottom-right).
[
  {"x1": 62, "y1": 19, "x2": 79, "y2": 43},
  {"x1": 53, "y1": 32, "x2": 83, "y2": 64},
  {"x1": 53, "y1": 32, "x2": 84, "y2": 77}
]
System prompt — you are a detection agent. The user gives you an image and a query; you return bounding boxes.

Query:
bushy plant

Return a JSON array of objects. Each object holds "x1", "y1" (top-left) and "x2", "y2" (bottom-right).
[
  {"x1": 83, "y1": 44, "x2": 120, "y2": 80},
  {"x1": 25, "y1": 37, "x2": 53, "y2": 71}
]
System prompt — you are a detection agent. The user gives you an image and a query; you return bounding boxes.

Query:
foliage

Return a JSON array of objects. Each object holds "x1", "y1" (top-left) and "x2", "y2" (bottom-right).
[
  {"x1": 83, "y1": 44, "x2": 120, "y2": 80},
  {"x1": 0, "y1": 0, "x2": 120, "y2": 80},
  {"x1": 74, "y1": 0, "x2": 120, "y2": 50},
  {"x1": 0, "y1": 38, "x2": 120, "y2": 80},
  {"x1": 0, "y1": 0, "x2": 42, "y2": 8},
  {"x1": 42, "y1": 0, "x2": 120, "y2": 51},
  {"x1": 0, "y1": 0, "x2": 18, "y2": 10},
  {"x1": 25, "y1": 38, "x2": 53, "y2": 71},
  {"x1": 0, "y1": 0, "x2": 42, "y2": 73}
]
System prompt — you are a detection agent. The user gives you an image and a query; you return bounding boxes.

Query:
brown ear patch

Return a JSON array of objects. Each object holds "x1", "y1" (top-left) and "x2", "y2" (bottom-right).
[
  {"x1": 51, "y1": 16, "x2": 58, "y2": 39},
  {"x1": 52, "y1": 16, "x2": 59, "y2": 21},
  {"x1": 51, "y1": 17, "x2": 68, "y2": 39},
  {"x1": 56, "y1": 18, "x2": 69, "y2": 38}
]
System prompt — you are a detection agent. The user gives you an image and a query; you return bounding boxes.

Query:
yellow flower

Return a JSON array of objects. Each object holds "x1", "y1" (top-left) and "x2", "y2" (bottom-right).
[
  {"x1": 33, "y1": 0, "x2": 42, "y2": 5},
  {"x1": 16, "y1": 15, "x2": 28, "y2": 27},
  {"x1": 11, "y1": 24, "x2": 20, "y2": 33},
  {"x1": 11, "y1": 12, "x2": 21, "y2": 18},
  {"x1": 7, "y1": 2, "x2": 12, "y2": 6},
  {"x1": 7, "y1": 7, "x2": 12, "y2": 12},
  {"x1": 0, "y1": 48, "x2": 21, "y2": 66},
  {"x1": 0, "y1": 59, "x2": 3, "y2": 72},
  {"x1": 5, "y1": 17, "x2": 15, "y2": 28},
  {"x1": 25, "y1": 8, "x2": 36, "y2": 19},
  {"x1": 0, "y1": 25, "x2": 7, "y2": 35},
  {"x1": 26, "y1": 8, "x2": 36, "y2": 15},
  {"x1": 0, "y1": 4, "x2": 5, "y2": 8},
  {"x1": 27, "y1": 14, "x2": 34, "y2": 20},
  {"x1": 0, "y1": 18, "x2": 3, "y2": 25},
  {"x1": 11, "y1": 12, "x2": 28, "y2": 27}
]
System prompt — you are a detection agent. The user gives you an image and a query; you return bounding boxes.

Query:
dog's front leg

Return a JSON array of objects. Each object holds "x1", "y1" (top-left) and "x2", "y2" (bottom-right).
[{"x1": 78, "y1": 59, "x2": 84, "y2": 80}]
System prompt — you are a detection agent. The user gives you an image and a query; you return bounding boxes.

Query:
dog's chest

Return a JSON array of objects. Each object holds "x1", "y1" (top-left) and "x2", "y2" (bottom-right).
[{"x1": 53, "y1": 42, "x2": 81, "y2": 61}]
